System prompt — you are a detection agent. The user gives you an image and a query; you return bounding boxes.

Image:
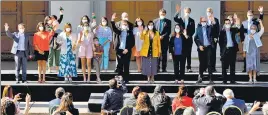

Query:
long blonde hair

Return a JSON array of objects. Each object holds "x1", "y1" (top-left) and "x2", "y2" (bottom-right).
[
  {"x1": 56, "y1": 92, "x2": 73, "y2": 112},
  {"x1": 64, "y1": 23, "x2": 72, "y2": 36},
  {"x1": 2, "y1": 86, "x2": 13, "y2": 99},
  {"x1": 136, "y1": 92, "x2": 151, "y2": 112}
]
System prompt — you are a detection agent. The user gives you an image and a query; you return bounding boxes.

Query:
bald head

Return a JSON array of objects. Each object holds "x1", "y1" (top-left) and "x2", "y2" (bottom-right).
[
  {"x1": 205, "y1": 85, "x2": 215, "y2": 96},
  {"x1": 223, "y1": 89, "x2": 235, "y2": 99}
]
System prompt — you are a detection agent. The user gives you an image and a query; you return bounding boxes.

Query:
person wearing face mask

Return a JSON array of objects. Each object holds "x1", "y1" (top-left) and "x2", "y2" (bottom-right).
[
  {"x1": 174, "y1": 5, "x2": 195, "y2": 73},
  {"x1": 153, "y1": 9, "x2": 171, "y2": 73},
  {"x1": 113, "y1": 12, "x2": 134, "y2": 73},
  {"x1": 77, "y1": 23, "x2": 95, "y2": 83},
  {"x1": 169, "y1": 24, "x2": 187, "y2": 84},
  {"x1": 33, "y1": 22, "x2": 55, "y2": 83},
  {"x1": 219, "y1": 19, "x2": 241, "y2": 84},
  {"x1": 241, "y1": 6, "x2": 264, "y2": 73},
  {"x1": 93, "y1": 37, "x2": 104, "y2": 83},
  {"x1": 111, "y1": 13, "x2": 135, "y2": 84},
  {"x1": 132, "y1": 18, "x2": 145, "y2": 72},
  {"x1": 243, "y1": 20, "x2": 264, "y2": 84},
  {"x1": 57, "y1": 23, "x2": 78, "y2": 83},
  {"x1": 77, "y1": 14, "x2": 97, "y2": 69},
  {"x1": 46, "y1": 9, "x2": 64, "y2": 73},
  {"x1": 206, "y1": 7, "x2": 220, "y2": 73},
  {"x1": 94, "y1": 17, "x2": 113, "y2": 72},
  {"x1": 194, "y1": 17, "x2": 214, "y2": 84},
  {"x1": 140, "y1": 21, "x2": 161, "y2": 83},
  {"x1": 4, "y1": 23, "x2": 33, "y2": 84}
]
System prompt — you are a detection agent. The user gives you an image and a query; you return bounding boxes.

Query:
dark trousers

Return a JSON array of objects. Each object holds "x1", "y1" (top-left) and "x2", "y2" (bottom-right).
[
  {"x1": 15, "y1": 51, "x2": 27, "y2": 81},
  {"x1": 211, "y1": 43, "x2": 217, "y2": 71},
  {"x1": 173, "y1": 55, "x2": 186, "y2": 80},
  {"x1": 116, "y1": 49, "x2": 131, "y2": 81},
  {"x1": 243, "y1": 57, "x2": 246, "y2": 71},
  {"x1": 198, "y1": 46, "x2": 213, "y2": 79},
  {"x1": 221, "y1": 47, "x2": 237, "y2": 82},
  {"x1": 158, "y1": 42, "x2": 168, "y2": 71},
  {"x1": 185, "y1": 41, "x2": 193, "y2": 69}
]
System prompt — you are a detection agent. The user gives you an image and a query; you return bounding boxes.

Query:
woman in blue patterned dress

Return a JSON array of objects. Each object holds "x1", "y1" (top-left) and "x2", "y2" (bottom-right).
[{"x1": 57, "y1": 23, "x2": 78, "y2": 83}]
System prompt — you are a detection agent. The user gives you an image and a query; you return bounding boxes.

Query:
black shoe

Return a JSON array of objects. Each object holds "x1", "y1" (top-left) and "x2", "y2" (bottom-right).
[
  {"x1": 114, "y1": 69, "x2": 118, "y2": 73},
  {"x1": 212, "y1": 69, "x2": 217, "y2": 72},
  {"x1": 230, "y1": 81, "x2": 237, "y2": 84},
  {"x1": 242, "y1": 70, "x2": 246, "y2": 72},
  {"x1": 209, "y1": 80, "x2": 214, "y2": 84},
  {"x1": 157, "y1": 69, "x2": 160, "y2": 73},
  {"x1": 16, "y1": 81, "x2": 20, "y2": 84},
  {"x1": 22, "y1": 80, "x2": 28, "y2": 83},
  {"x1": 196, "y1": 78, "x2": 203, "y2": 84},
  {"x1": 162, "y1": 70, "x2": 167, "y2": 72}
]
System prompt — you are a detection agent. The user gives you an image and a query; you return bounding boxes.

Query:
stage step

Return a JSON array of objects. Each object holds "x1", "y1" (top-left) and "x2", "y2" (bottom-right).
[{"x1": 2, "y1": 70, "x2": 268, "y2": 81}]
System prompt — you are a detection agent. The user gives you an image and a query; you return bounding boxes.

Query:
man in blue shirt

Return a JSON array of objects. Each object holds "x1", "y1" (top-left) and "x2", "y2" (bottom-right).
[
  {"x1": 222, "y1": 89, "x2": 248, "y2": 114},
  {"x1": 49, "y1": 87, "x2": 65, "y2": 113}
]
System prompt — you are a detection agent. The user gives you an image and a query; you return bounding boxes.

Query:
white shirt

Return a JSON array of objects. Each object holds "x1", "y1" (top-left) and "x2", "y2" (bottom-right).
[{"x1": 184, "y1": 17, "x2": 189, "y2": 29}]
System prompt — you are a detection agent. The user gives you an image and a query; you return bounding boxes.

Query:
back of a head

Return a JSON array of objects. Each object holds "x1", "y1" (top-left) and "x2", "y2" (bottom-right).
[
  {"x1": 205, "y1": 86, "x2": 215, "y2": 96},
  {"x1": 109, "y1": 78, "x2": 117, "y2": 89},
  {"x1": 55, "y1": 87, "x2": 65, "y2": 99},
  {"x1": 1, "y1": 99, "x2": 16, "y2": 115},
  {"x1": 154, "y1": 85, "x2": 164, "y2": 94},
  {"x1": 223, "y1": 89, "x2": 234, "y2": 99},
  {"x1": 2, "y1": 86, "x2": 13, "y2": 98},
  {"x1": 136, "y1": 92, "x2": 152, "y2": 111},
  {"x1": 177, "y1": 86, "x2": 188, "y2": 100},
  {"x1": 132, "y1": 86, "x2": 142, "y2": 98},
  {"x1": 57, "y1": 92, "x2": 73, "y2": 112},
  {"x1": 183, "y1": 107, "x2": 195, "y2": 115},
  {"x1": 223, "y1": 106, "x2": 242, "y2": 115}
]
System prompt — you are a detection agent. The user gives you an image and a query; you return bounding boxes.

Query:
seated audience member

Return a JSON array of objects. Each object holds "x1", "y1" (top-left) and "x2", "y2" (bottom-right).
[
  {"x1": 101, "y1": 78, "x2": 128, "y2": 114},
  {"x1": 2, "y1": 86, "x2": 21, "y2": 114},
  {"x1": 49, "y1": 87, "x2": 65, "y2": 109},
  {"x1": 133, "y1": 92, "x2": 156, "y2": 115},
  {"x1": 183, "y1": 107, "x2": 196, "y2": 115},
  {"x1": 124, "y1": 86, "x2": 141, "y2": 107},
  {"x1": 172, "y1": 86, "x2": 194, "y2": 112},
  {"x1": 52, "y1": 92, "x2": 79, "y2": 115},
  {"x1": 193, "y1": 86, "x2": 225, "y2": 115},
  {"x1": 248, "y1": 102, "x2": 268, "y2": 115},
  {"x1": 1, "y1": 93, "x2": 31, "y2": 115},
  {"x1": 222, "y1": 89, "x2": 248, "y2": 114},
  {"x1": 151, "y1": 85, "x2": 172, "y2": 115}
]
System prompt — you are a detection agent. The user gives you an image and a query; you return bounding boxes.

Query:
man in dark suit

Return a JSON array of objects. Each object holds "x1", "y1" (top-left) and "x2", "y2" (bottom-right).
[
  {"x1": 153, "y1": 9, "x2": 171, "y2": 72},
  {"x1": 207, "y1": 8, "x2": 220, "y2": 72},
  {"x1": 241, "y1": 6, "x2": 264, "y2": 72},
  {"x1": 4, "y1": 23, "x2": 33, "y2": 83},
  {"x1": 194, "y1": 17, "x2": 214, "y2": 84},
  {"x1": 219, "y1": 19, "x2": 241, "y2": 84},
  {"x1": 174, "y1": 5, "x2": 195, "y2": 72},
  {"x1": 111, "y1": 13, "x2": 135, "y2": 83},
  {"x1": 112, "y1": 12, "x2": 134, "y2": 73}
]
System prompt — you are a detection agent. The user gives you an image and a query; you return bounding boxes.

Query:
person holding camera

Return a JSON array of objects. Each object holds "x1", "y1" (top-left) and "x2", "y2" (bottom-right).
[
  {"x1": 248, "y1": 101, "x2": 268, "y2": 115},
  {"x1": 101, "y1": 78, "x2": 128, "y2": 115}
]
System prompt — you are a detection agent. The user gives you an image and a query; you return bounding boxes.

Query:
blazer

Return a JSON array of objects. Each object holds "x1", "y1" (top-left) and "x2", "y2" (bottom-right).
[
  {"x1": 5, "y1": 30, "x2": 33, "y2": 57},
  {"x1": 140, "y1": 31, "x2": 161, "y2": 57},
  {"x1": 241, "y1": 13, "x2": 264, "y2": 42},
  {"x1": 111, "y1": 21, "x2": 135, "y2": 52},
  {"x1": 209, "y1": 17, "x2": 220, "y2": 40},
  {"x1": 57, "y1": 32, "x2": 78, "y2": 54},
  {"x1": 194, "y1": 24, "x2": 214, "y2": 50},
  {"x1": 169, "y1": 34, "x2": 187, "y2": 55},
  {"x1": 112, "y1": 20, "x2": 134, "y2": 50},
  {"x1": 174, "y1": 12, "x2": 195, "y2": 43},
  {"x1": 243, "y1": 27, "x2": 264, "y2": 53},
  {"x1": 219, "y1": 27, "x2": 240, "y2": 57},
  {"x1": 153, "y1": 18, "x2": 171, "y2": 43}
]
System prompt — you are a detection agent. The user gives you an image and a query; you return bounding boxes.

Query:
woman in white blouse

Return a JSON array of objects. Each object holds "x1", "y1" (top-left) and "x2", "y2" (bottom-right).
[
  {"x1": 133, "y1": 18, "x2": 145, "y2": 72},
  {"x1": 57, "y1": 23, "x2": 78, "y2": 83},
  {"x1": 243, "y1": 19, "x2": 264, "y2": 84}
]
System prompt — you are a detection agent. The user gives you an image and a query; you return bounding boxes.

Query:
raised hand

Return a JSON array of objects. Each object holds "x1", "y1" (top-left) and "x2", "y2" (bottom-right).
[
  {"x1": 111, "y1": 13, "x2": 117, "y2": 21},
  {"x1": 233, "y1": 13, "x2": 238, "y2": 19},
  {"x1": 4, "y1": 23, "x2": 9, "y2": 31},
  {"x1": 258, "y1": 6, "x2": 264, "y2": 13},
  {"x1": 176, "y1": 4, "x2": 181, "y2": 12}
]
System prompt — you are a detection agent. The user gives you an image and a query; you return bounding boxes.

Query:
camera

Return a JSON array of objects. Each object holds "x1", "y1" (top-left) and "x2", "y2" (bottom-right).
[{"x1": 19, "y1": 93, "x2": 26, "y2": 99}]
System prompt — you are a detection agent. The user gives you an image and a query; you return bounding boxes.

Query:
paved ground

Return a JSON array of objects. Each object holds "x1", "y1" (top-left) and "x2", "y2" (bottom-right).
[{"x1": 1, "y1": 58, "x2": 268, "y2": 72}]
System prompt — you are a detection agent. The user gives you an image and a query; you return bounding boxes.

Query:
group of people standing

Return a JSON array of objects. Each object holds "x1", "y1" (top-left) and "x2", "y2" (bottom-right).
[{"x1": 4, "y1": 5, "x2": 264, "y2": 84}]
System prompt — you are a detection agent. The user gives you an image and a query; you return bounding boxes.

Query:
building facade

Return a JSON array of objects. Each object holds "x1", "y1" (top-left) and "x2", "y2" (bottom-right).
[{"x1": 1, "y1": 1, "x2": 268, "y2": 60}]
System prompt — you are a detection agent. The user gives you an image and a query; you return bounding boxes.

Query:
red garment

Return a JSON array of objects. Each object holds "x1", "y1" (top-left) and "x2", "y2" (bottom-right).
[
  {"x1": 172, "y1": 96, "x2": 194, "y2": 112},
  {"x1": 33, "y1": 31, "x2": 54, "y2": 51}
]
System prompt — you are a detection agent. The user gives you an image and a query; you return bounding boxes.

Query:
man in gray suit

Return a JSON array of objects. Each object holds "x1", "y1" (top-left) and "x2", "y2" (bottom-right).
[{"x1": 4, "y1": 23, "x2": 33, "y2": 83}]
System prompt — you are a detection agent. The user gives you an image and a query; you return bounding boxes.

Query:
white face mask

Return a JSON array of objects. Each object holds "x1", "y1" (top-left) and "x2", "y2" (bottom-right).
[
  {"x1": 82, "y1": 19, "x2": 88, "y2": 23},
  {"x1": 225, "y1": 24, "x2": 231, "y2": 29},
  {"x1": 201, "y1": 22, "x2": 207, "y2": 27},
  {"x1": 123, "y1": 18, "x2": 128, "y2": 21},
  {"x1": 185, "y1": 13, "x2": 190, "y2": 17},
  {"x1": 121, "y1": 25, "x2": 128, "y2": 30},
  {"x1": 66, "y1": 28, "x2": 71, "y2": 32},
  {"x1": 148, "y1": 25, "x2": 153, "y2": 30},
  {"x1": 207, "y1": 12, "x2": 212, "y2": 16},
  {"x1": 47, "y1": 20, "x2": 52, "y2": 25},
  {"x1": 175, "y1": 28, "x2": 180, "y2": 33},
  {"x1": 19, "y1": 29, "x2": 25, "y2": 33},
  {"x1": 247, "y1": 16, "x2": 253, "y2": 21},
  {"x1": 102, "y1": 21, "x2": 107, "y2": 26},
  {"x1": 250, "y1": 30, "x2": 256, "y2": 34},
  {"x1": 137, "y1": 21, "x2": 142, "y2": 26},
  {"x1": 84, "y1": 26, "x2": 89, "y2": 31},
  {"x1": 160, "y1": 15, "x2": 165, "y2": 19},
  {"x1": 39, "y1": 27, "x2": 44, "y2": 31}
]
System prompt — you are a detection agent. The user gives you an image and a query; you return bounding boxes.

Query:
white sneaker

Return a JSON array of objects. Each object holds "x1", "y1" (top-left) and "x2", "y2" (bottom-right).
[
  {"x1": 253, "y1": 79, "x2": 257, "y2": 83},
  {"x1": 249, "y1": 79, "x2": 253, "y2": 84},
  {"x1": 69, "y1": 78, "x2": 72, "y2": 83},
  {"x1": 64, "y1": 77, "x2": 68, "y2": 83}
]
